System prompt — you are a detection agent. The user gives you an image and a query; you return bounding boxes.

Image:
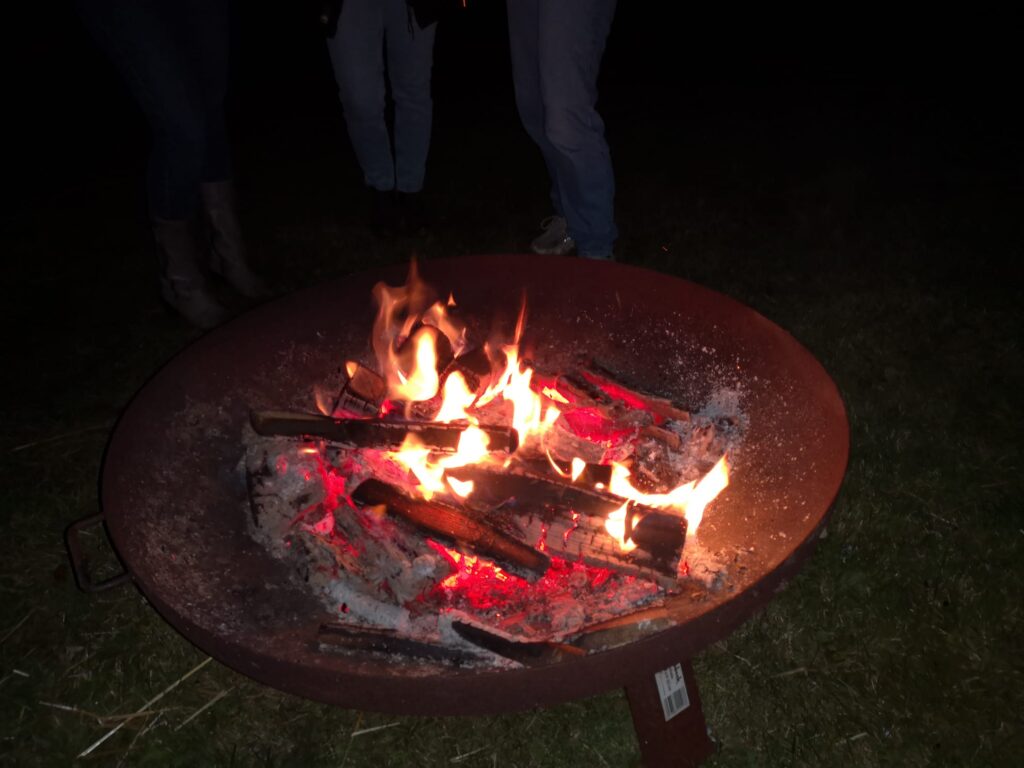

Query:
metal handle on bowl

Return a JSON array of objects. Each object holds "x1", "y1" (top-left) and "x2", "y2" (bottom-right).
[{"x1": 65, "y1": 513, "x2": 132, "y2": 593}]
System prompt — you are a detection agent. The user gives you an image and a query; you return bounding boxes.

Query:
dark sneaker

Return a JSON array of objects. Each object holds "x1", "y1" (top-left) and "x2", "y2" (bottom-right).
[{"x1": 530, "y1": 215, "x2": 575, "y2": 255}]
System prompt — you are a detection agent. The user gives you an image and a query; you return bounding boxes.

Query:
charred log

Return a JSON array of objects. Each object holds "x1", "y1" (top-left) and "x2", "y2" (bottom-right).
[
  {"x1": 513, "y1": 458, "x2": 613, "y2": 487},
  {"x1": 447, "y1": 464, "x2": 630, "y2": 518},
  {"x1": 351, "y1": 479, "x2": 550, "y2": 581},
  {"x1": 450, "y1": 621, "x2": 586, "y2": 666},
  {"x1": 579, "y1": 358, "x2": 691, "y2": 423},
  {"x1": 250, "y1": 410, "x2": 518, "y2": 454},
  {"x1": 441, "y1": 346, "x2": 493, "y2": 395},
  {"x1": 445, "y1": 465, "x2": 687, "y2": 587}
]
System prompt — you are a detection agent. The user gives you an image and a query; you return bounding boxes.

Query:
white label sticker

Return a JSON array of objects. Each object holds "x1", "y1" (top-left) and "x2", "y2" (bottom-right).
[{"x1": 654, "y1": 663, "x2": 691, "y2": 721}]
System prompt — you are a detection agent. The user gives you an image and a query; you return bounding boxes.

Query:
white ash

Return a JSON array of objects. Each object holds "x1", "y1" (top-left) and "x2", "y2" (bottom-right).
[{"x1": 241, "y1": 377, "x2": 747, "y2": 664}]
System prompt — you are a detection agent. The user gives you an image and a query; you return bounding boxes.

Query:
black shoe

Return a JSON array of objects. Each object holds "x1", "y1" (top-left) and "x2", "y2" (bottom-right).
[{"x1": 396, "y1": 191, "x2": 429, "y2": 236}]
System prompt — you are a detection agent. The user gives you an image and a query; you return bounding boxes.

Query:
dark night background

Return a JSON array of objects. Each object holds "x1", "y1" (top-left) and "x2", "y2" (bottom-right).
[
  {"x1": 10, "y1": 6, "x2": 1023, "y2": 257},
  {"x1": 2, "y1": 4, "x2": 1022, "y2": 766}
]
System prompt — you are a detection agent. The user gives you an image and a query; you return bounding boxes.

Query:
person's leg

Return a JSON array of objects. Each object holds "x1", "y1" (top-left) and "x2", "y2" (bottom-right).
[
  {"x1": 384, "y1": 0, "x2": 436, "y2": 195},
  {"x1": 326, "y1": 0, "x2": 394, "y2": 192},
  {"x1": 537, "y1": 0, "x2": 617, "y2": 259},
  {"x1": 75, "y1": 0, "x2": 208, "y2": 220},
  {"x1": 506, "y1": 0, "x2": 565, "y2": 218},
  {"x1": 186, "y1": 0, "x2": 268, "y2": 297},
  {"x1": 186, "y1": 0, "x2": 231, "y2": 185},
  {"x1": 75, "y1": 0, "x2": 227, "y2": 327}
]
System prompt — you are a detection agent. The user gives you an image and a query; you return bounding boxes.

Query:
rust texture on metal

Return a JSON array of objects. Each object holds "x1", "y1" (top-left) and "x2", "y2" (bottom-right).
[{"x1": 100, "y1": 255, "x2": 849, "y2": 716}]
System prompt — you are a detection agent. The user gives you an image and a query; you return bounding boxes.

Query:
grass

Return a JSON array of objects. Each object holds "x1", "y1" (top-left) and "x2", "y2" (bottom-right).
[{"x1": 2, "y1": 9, "x2": 1023, "y2": 766}]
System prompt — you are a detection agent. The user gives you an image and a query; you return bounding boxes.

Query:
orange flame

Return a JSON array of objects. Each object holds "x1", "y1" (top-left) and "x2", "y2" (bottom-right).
[
  {"x1": 435, "y1": 372, "x2": 476, "y2": 423},
  {"x1": 371, "y1": 261, "x2": 466, "y2": 405},
  {"x1": 608, "y1": 455, "x2": 729, "y2": 537},
  {"x1": 390, "y1": 427, "x2": 491, "y2": 500},
  {"x1": 604, "y1": 502, "x2": 638, "y2": 551},
  {"x1": 360, "y1": 263, "x2": 731, "y2": 551}
]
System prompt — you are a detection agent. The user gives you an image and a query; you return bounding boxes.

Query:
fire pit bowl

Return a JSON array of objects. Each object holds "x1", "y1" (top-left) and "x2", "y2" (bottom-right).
[{"x1": 93, "y1": 255, "x2": 847, "y2": 725}]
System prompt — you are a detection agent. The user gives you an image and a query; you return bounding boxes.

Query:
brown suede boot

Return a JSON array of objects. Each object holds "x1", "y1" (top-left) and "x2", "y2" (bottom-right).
[
  {"x1": 200, "y1": 180, "x2": 270, "y2": 298},
  {"x1": 153, "y1": 217, "x2": 229, "y2": 329}
]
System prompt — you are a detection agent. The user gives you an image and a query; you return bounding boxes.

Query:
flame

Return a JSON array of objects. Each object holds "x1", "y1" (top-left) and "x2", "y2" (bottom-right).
[
  {"x1": 390, "y1": 427, "x2": 491, "y2": 499},
  {"x1": 542, "y1": 386, "x2": 570, "y2": 404},
  {"x1": 390, "y1": 326, "x2": 440, "y2": 402},
  {"x1": 353, "y1": 263, "x2": 730, "y2": 557},
  {"x1": 608, "y1": 455, "x2": 729, "y2": 536},
  {"x1": 446, "y1": 476, "x2": 474, "y2": 498},
  {"x1": 435, "y1": 372, "x2": 476, "y2": 423},
  {"x1": 314, "y1": 385, "x2": 334, "y2": 416},
  {"x1": 422, "y1": 298, "x2": 467, "y2": 357},
  {"x1": 681, "y1": 454, "x2": 730, "y2": 534},
  {"x1": 371, "y1": 261, "x2": 466, "y2": 404},
  {"x1": 436, "y1": 546, "x2": 511, "y2": 589},
  {"x1": 546, "y1": 449, "x2": 569, "y2": 478},
  {"x1": 604, "y1": 502, "x2": 637, "y2": 552}
]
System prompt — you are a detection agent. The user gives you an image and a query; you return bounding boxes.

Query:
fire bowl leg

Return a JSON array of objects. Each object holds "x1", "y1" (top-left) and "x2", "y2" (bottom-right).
[{"x1": 625, "y1": 660, "x2": 716, "y2": 768}]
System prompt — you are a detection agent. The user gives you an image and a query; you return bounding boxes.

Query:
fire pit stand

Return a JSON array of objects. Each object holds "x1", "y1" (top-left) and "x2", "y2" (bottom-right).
[
  {"x1": 69, "y1": 255, "x2": 848, "y2": 767},
  {"x1": 626, "y1": 660, "x2": 714, "y2": 767}
]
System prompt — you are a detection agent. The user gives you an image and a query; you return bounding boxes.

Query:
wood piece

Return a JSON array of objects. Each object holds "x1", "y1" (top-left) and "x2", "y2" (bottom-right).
[
  {"x1": 250, "y1": 410, "x2": 519, "y2": 454},
  {"x1": 514, "y1": 457, "x2": 613, "y2": 487},
  {"x1": 447, "y1": 464, "x2": 632, "y2": 519},
  {"x1": 441, "y1": 346, "x2": 493, "y2": 396},
  {"x1": 450, "y1": 621, "x2": 586, "y2": 666},
  {"x1": 446, "y1": 465, "x2": 687, "y2": 587},
  {"x1": 318, "y1": 623, "x2": 469, "y2": 663},
  {"x1": 640, "y1": 424, "x2": 683, "y2": 451},
  {"x1": 581, "y1": 358, "x2": 691, "y2": 423},
  {"x1": 352, "y1": 479, "x2": 550, "y2": 581},
  {"x1": 337, "y1": 361, "x2": 386, "y2": 415}
]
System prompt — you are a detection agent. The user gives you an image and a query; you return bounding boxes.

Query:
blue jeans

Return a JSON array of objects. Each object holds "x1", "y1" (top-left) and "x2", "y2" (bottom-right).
[
  {"x1": 327, "y1": 0, "x2": 437, "y2": 194},
  {"x1": 507, "y1": 0, "x2": 618, "y2": 258},
  {"x1": 75, "y1": 0, "x2": 231, "y2": 220}
]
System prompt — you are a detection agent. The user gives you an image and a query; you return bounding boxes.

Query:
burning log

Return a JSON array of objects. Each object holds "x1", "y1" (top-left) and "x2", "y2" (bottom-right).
[
  {"x1": 318, "y1": 623, "x2": 469, "y2": 663},
  {"x1": 579, "y1": 358, "x2": 691, "y2": 423},
  {"x1": 250, "y1": 410, "x2": 519, "y2": 454},
  {"x1": 447, "y1": 464, "x2": 626, "y2": 519},
  {"x1": 445, "y1": 465, "x2": 687, "y2": 587},
  {"x1": 515, "y1": 458, "x2": 613, "y2": 487},
  {"x1": 352, "y1": 479, "x2": 551, "y2": 581},
  {"x1": 441, "y1": 346, "x2": 493, "y2": 396}
]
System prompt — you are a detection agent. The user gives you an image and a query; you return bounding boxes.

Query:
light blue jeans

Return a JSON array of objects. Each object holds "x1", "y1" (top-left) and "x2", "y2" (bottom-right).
[
  {"x1": 327, "y1": 0, "x2": 437, "y2": 194},
  {"x1": 508, "y1": 0, "x2": 618, "y2": 258}
]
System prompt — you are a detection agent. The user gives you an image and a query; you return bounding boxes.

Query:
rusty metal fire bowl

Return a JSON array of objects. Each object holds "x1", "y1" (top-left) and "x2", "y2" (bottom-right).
[{"x1": 96, "y1": 255, "x2": 849, "y2": 717}]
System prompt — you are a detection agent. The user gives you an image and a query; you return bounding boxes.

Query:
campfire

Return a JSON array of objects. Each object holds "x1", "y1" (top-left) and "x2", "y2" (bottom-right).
[{"x1": 244, "y1": 262, "x2": 743, "y2": 666}]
